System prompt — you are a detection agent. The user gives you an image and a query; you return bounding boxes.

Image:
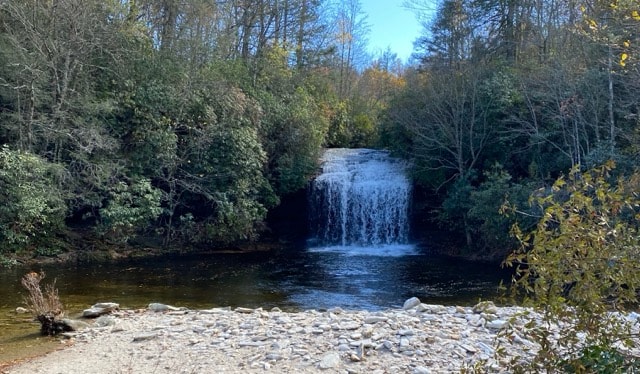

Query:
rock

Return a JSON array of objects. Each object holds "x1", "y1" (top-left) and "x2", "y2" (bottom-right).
[
  {"x1": 93, "y1": 302, "x2": 120, "y2": 310},
  {"x1": 459, "y1": 343, "x2": 477, "y2": 353},
  {"x1": 82, "y1": 308, "x2": 106, "y2": 318},
  {"x1": 512, "y1": 334, "x2": 534, "y2": 346},
  {"x1": 83, "y1": 302, "x2": 120, "y2": 318},
  {"x1": 402, "y1": 297, "x2": 421, "y2": 310},
  {"x1": 418, "y1": 304, "x2": 447, "y2": 314},
  {"x1": 265, "y1": 353, "x2": 283, "y2": 361},
  {"x1": 364, "y1": 316, "x2": 388, "y2": 324},
  {"x1": 318, "y1": 352, "x2": 341, "y2": 369},
  {"x1": 148, "y1": 303, "x2": 180, "y2": 312},
  {"x1": 94, "y1": 315, "x2": 117, "y2": 327},
  {"x1": 234, "y1": 307, "x2": 254, "y2": 314},
  {"x1": 111, "y1": 323, "x2": 127, "y2": 333},
  {"x1": 398, "y1": 329, "x2": 414, "y2": 336},
  {"x1": 62, "y1": 319, "x2": 91, "y2": 331},
  {"x1": 132, "y1": 332, "x2": 158, "y2": 342},
  {"x1": 6, "y1": 299, "x2": 548, "y2": 373},
  {"x1": 486, "y1": 319, "x2": 508, "y2": 330},
  {"x1": 398, "y1": 337, "x2": 411, "y2": 351},
  {"x1": 473, "y1": 301, "x2": 498, "y2": 314},
  {"x1": 15, "y1": 307, "x2": 29, "y2": 314},
  {"x1": 341, "y1": 322, "x2": 361, "y2": 330}
]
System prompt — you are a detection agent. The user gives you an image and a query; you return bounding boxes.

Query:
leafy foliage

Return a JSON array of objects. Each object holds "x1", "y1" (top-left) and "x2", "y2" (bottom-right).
[
  {"x1": 502, "y1": 161, "x2": 640, "y2": 371},
  {"x1": 0, "y1": 147, "x2": 66, "y2": 250},
  {"x1": 467, "y1": 164, "x2": 534, "y2": 257},
  {"x1": 98, "y1": 178, "x2": 162, "y2": 244}
]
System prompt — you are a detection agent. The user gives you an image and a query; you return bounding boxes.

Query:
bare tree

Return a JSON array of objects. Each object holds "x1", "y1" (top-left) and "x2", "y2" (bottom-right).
[{"x1": 392, "y1": 66, "x2": 493, "y2": 184}]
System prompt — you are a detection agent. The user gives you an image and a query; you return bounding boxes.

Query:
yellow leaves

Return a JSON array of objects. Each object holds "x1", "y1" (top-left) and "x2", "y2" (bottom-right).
[
  {"x1": 588, "y1": 18, "x2": 598, "y2": 30},
  {"x1": 552, "y1": 177, "x2": 566, "y2": 191},
  {"x1": 620, "y1": 52, "x2": 629, "y2": 66},
  {"x1": 623, "y1": 40, "x2": 630, "y2": 48},
  {"x1": 633, "y1": 10, "x2": 640, "y2": 20}
]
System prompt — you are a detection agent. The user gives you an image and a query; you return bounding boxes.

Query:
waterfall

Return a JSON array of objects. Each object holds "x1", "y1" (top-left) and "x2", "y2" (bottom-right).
[{"x1": 309, "y1": 149, "x2": 412, "y2": 250}]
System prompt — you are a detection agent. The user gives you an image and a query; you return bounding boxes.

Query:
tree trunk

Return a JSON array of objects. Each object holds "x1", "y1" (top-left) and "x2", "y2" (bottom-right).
[{"x1": 607, "y1": 44, "x2": 615, "y2": 155}]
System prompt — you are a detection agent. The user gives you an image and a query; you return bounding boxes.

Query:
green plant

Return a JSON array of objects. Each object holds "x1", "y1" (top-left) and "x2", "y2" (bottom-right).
[
  {"x1": 34, "y1": 246, "x2": 63, "y2": 257},
  {"x1": 564, "y1": 344, "x2": 640, "y2": 373},
  {"x1": 98, "y1": 178, "x2": 162, "y2": 243},
  {"x1": 0, "y1": 146, "x2": 67, "y2": 252},
  {"x1": 501, "y1": 161, "x2": 640, "y2": 372},
  {"x1": 0, "y1": 255, "x2": 18, "y2": 267}
]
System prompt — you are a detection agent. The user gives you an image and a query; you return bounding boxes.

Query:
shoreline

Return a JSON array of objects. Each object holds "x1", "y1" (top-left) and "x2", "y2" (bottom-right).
[{"x1": 2, "y1": 299, "x2": 535, "y2": 374}]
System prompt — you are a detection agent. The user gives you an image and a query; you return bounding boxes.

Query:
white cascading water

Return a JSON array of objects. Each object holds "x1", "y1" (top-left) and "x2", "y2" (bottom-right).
[{"x1": 309, "y1": 149, "x2": 413, "y2": 254}]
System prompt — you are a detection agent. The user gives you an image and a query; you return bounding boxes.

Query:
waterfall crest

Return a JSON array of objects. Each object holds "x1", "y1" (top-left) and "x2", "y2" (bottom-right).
[{"x1": 309, "y1": 149, "x2": 411, "y2": 250}]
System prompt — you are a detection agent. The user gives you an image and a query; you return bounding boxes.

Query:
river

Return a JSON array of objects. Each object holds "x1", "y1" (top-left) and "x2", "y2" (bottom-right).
[{"x1": 0, "y1": 244, "x2": 509, "y2": 364}]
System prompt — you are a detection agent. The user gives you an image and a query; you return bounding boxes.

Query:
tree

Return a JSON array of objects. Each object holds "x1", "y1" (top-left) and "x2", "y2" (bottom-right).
[
  {"x1": 580, "y1": 0, "x2": 640, "y2": 157},
  {"x1": 0, "y1": 0, "x2": 126, "y2": 158},
  {"x1": 331, "y1": 0, "x2": 370, "y2": 98},
  {"x1": 389, "y1": 66, "x2": 493, "y2": 187},
  {"x1": 419, "y1": 0, "x2": 474, "y2": 69}
]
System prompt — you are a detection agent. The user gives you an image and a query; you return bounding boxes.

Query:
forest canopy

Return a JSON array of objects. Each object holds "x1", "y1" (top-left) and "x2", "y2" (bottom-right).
[
  {"x1": 0, "y1": 0, "x2": 638, "y2": 261},
  {"x1": 0, "y1": 0, "x2": 396, "y2": 255},
  {"x1": 386, "y1": 0, "x2": 640, "y2": 259}
]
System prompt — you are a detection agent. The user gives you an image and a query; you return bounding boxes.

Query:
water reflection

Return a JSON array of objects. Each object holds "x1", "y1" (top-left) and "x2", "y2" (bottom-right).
[{"x1": 1, "y1": 245, "x2": 509, "y2": 314}]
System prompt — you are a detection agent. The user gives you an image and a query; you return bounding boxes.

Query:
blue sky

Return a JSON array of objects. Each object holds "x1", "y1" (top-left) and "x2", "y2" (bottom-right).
[{"x1": 363, "y1": 0, "x2": 423, "y2": 62}]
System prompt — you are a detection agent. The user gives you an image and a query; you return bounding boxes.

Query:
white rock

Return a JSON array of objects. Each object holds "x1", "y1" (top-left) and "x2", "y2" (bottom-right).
[
  {"x1": 403, "y1": 297, "x2": 421, "y2": 310},
  {"x1": 318, "y1": 352, "x2": 341, "y2": 369},
  {"x1": 364, "y1": 316, "x2": 388, "y2": 324},
  {"x1": 234, "y1": 307, "x2": 254, "y2": 314},
  {"x1": 486, "y1": 319, "x2": 508, "y2": 330},
  {"x1": 148, "y1": 303, "x2": 180, "y2": 312}
]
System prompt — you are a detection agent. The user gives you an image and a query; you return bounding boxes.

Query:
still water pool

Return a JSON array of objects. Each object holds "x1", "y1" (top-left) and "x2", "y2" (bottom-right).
[{"x1": 0, "y1": 244, "x2": 509, "y2": 363}]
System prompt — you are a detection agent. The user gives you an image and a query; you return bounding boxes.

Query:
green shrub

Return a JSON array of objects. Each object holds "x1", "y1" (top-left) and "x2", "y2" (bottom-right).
[
  {"x1": 0, "y1": 146, "x2": 67, "y2": 252},
  {"x1": 501, "y1": 161, "x2": 640, "y2": 372},
  {"x1": 98, "y1": 178, "x2": 162, "y2": 243},
  {"x1": 564, "y1": 345, "x2": 640, "y2": 373}
]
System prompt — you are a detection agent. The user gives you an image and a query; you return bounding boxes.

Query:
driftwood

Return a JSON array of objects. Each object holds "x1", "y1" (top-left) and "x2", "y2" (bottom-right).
[
  {"x1": 37, "y1": 313, "x2": 73, "y2": 335},
  {"x1": 21, "y1": 271, "x2": 66, "y2": 336}
]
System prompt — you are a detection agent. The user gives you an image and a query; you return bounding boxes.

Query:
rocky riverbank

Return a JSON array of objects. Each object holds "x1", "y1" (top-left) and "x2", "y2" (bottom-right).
[{"x1": 3, "y1": 298, "x2": 543, "y2": 374}]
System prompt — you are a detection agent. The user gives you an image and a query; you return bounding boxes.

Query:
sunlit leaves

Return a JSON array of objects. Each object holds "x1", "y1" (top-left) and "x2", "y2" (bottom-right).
[{"x1": 503, "y1": 161, "x2": 640, "y2": 371}]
